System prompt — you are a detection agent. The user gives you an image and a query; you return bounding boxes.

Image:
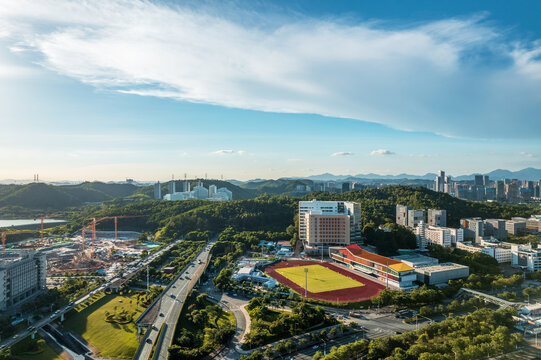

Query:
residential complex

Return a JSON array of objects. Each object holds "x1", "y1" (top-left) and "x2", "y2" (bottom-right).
[
  {"x1": 0, "y1": 251, "x2": 47, "y2": 311},
  {"x1": 415, "y1": 222, "x2": 463, "y2": 249},
  {"x1": 433, "y1": 170, "x2": 541, "y2": 203},
  {"x1": 395, "y1": 205, "x2": 446, "y2": 230},
  {"x1": 299, "y1": 200, "x2": 361, "y2": 255}
]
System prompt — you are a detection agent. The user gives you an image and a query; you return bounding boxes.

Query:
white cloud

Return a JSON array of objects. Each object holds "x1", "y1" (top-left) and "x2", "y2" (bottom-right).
[
  {"x1": 212, "y1": 149, "x2": 235, "y2": 155},
  {"x1": 331, "y1": 152, "x2": 354, "y2": 157},
  {"x1": 518, "y1": 152, "x2": 535, "y2": 158},
  {"x1": 1, "y1": 1, "x2": 541, "y2": 138},
  {"x1": 237, "y1": 150, "x2": 246, "y2": 155},
  {"x1": 370, "y1": 149, "x2": 395, "y2": 156}
]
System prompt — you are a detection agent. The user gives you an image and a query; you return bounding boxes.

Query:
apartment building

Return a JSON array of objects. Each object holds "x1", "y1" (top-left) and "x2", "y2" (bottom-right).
[
  {"x1": 506, "y1": 218, "x2": 527, "y2": 235},
  {"x1": 416, "y1": 222, "x2": 463, "y2": 249},
  {"x1": 299, "y1": 200, "x2": 362, "y2": 255},
  {"x1": 396, "y1": 204, "x2": 411, "y2": 227},
  {"x1": 427, "y1": 209, "x2": 447, "y2": 227},
  {"x1": 0, "y1": 252, "x2": 47, "y2": 311}
]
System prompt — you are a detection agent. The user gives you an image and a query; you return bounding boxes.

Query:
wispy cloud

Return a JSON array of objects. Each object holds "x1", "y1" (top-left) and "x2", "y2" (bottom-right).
[
  {"x1": 331, "y1": 152, "x2": 354, "y2": 157},
  {"x1": 212, "y1": 149, "x2": 235, "y2": 155},
  {"x1": 370, "y1": 149, "x2": 395, "y2": 156},
  {"x1": 1, "y1": 1, "x2": 541, "y2": 138},
  {"x1": 518, "y1": 152, "x2": 535, "y2": 158}
]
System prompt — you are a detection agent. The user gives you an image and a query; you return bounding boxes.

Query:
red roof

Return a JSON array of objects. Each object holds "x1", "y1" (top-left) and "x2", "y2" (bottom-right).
[{"x1": 344, "y1": 244, "x2": 400, "y2": 265}]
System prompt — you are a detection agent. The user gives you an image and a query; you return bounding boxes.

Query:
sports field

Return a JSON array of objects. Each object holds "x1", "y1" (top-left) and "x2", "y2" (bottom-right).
[
  {"x1": 275, "y1": 264, "x2": 364, "y2": 293},
  {"x1": 266, "y1": 260, "x2": 385, "y2": 302}
]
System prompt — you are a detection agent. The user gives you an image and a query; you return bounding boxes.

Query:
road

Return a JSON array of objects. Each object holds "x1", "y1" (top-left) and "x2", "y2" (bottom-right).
[
  {"x1": 0, "y1": 238, "x2": 182, "y2": 351},
  {"x1": 134, "y1": 241, "x2": 215, "y2": 360}
]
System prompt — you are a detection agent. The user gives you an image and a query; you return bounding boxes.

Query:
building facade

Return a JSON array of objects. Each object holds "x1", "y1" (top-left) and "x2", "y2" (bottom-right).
[
  {"x1": 0, "y1": 252, "x2": 47, "y2": 311},
  {"x1": 329, "y1": 244, "x2": 417, "y2": 289},
  {"x1": 427, "y1": 209, "x2": 447, "y2": 227},
  {"x1": 299, "y1": 200, "x2": 362, "y2": 254},
  {"x1": 511, "y1": 244, "x2": 541, "y2": 271},
  {"x1": 396, "y1": 205, "x2": 411, "y2": 227}
]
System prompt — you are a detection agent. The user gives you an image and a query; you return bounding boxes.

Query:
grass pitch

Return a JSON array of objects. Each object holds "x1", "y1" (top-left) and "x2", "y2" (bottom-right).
[
  {"x1": 64, "y1": 293, "x2": 144, "y2": 359},
  {"x1": 275, "y1": 264, "x2": 364, "y2": 293}
]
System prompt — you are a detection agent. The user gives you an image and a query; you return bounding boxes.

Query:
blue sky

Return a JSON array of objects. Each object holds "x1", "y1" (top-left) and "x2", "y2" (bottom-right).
[{"x1": 0, "y1": 0, "x2": 539, "y2": 181}]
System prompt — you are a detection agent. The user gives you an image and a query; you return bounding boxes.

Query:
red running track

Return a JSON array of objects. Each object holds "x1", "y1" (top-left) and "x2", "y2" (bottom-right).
[{"x1": 265, "y1": 260, "x2": 385, "y2": 302}]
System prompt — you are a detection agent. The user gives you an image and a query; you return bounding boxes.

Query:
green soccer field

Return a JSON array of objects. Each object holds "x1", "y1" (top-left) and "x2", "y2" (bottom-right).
[{"x1": 275, "y1": 264, "x2": 364, "y2": 293}]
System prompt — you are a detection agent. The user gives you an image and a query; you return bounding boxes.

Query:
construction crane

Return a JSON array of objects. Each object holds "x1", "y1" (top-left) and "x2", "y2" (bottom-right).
[
  {"x1": 35, "y1": 214, "x2": 63, "y2": 242},
  {"x1": 80, "y1": 215, "x2": 147, "y2": 253}
]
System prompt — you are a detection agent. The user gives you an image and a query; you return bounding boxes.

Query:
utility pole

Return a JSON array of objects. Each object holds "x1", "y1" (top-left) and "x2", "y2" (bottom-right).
[{"x1": 304, "y1": 267, "x2": 308, "y2": 298}]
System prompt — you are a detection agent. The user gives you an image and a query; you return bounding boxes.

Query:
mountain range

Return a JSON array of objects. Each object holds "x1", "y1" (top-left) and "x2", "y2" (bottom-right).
[{"x1": 278, "y1": 167, "x2": 541, "y2": 182}]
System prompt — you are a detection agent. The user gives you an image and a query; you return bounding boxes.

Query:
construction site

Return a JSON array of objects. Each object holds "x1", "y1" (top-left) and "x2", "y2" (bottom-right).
[{"x1": 1, "y1": 215, "x2": 155, "y2": 278}]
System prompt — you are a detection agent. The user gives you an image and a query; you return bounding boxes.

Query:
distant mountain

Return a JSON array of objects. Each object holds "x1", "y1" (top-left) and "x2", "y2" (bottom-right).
[{"x1": 283, "y1": 168, "x2": 541, "y2": 182}]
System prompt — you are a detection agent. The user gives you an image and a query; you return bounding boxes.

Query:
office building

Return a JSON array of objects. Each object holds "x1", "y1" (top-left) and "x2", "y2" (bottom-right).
[
  {"x1": 460, "y1": 218, "x2": 484, "y2": 242},
  {"x1": 456, "y1": 241, "x2": 511, "y2": 263},
  {"x1": 427, "y1": 209, "x2": 446, "y2": 227},
  {"x1": 483, "y1": 219, "x2": 507, "y2": 240},
  {"x1": 496, "y1": 180, "x2": 505, "y2": 200},
  {"x1": 506, "y1": 219, "x2": 526, "y2": 235},
  {"x1": 341, "y1": 182, "x2": 351, "y2": 193},
  {"x1": 0, "y1": 252, "x2": 47, "y2": 311},
  {"x1": 511, "y1": 244, "x2": 541, "y2": 271},
  {"x1": 483, "y1": 175, "x2": 490, "y2": 186},
  {"x1": 299, "y1": 200, "x2": 362, "y2": 254},
  {"x1": 153, "y1": 181, "x2": 161, "y2": 200},
  {"x1": 329, "y1": 244, "x2": 417, "y2": 289},
  {"x1": 396, "y1": 204, "x2": 411, "y2": 227},
  {"x1": 168, "y1": 180, "x2": 176, "y2": 195},
  {"x1": 416, "y1": 222, "x2": 462, "y2": 249}
]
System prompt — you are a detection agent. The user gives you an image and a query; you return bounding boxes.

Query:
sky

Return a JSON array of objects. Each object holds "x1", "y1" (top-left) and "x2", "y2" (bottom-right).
[{"x1": 0, "y1": 0, "x2": 540, "y2": 181}]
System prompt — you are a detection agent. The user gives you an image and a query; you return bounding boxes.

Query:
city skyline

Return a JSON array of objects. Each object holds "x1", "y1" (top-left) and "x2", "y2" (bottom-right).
[{"x1": 0, "y1": 0, "x2": 540, "y2": 181}]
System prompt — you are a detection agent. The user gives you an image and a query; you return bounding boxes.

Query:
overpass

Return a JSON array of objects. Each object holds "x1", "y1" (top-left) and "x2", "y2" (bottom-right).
[{"x1": 457, "y1": 288, "x2": 519, "y2": 308}]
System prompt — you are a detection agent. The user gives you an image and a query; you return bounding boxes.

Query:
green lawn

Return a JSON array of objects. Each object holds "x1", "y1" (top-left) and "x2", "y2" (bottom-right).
[
  {"x1": 64, "y1": 293, "x2": 145, "y2": 359},
  {"x1": 276, "y1": 264, "x2": 364, "y2": 293}
]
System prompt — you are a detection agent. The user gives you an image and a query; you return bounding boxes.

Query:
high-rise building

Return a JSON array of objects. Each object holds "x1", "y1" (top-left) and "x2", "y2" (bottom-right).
[
  {"x1": 495, "y1": 181, "x2": 505, "y2": 200},
  {"x1": 341, "y1": 182, "x2": 351, "y2": 193},
  {"x1": 427, "y1": 209, "x2": 446, "y2": 227},
  {"x1": 0, "y1": 252, "x2": 47, "y2": 310},
  {"x1": 483, "y1": 175, "x2": 490, "y2": 186},
  {"x1": 153, "y1": 181, "x2": 161, "y2": 200},
  {"x1": 299, "y1": 200, "x2": 362, "y2": 254},
  {"x1": 396, "y1": 204, "x2": 412, "y2": 227},
  {"x1": 474, "y1": 175, "x2": 484, "y2": 187},
  {"x1": 208, "y1": 184, "x2": 217, "y2": 197},
  {"x1": 460, "y1": 218, "x2": 484, "y2": 243},
  {"x1": 407, "y1": 209, "x2": 425, "y2": 228},
  {"x1": 483, "y1": 219, "x2": 507, "y2": 240},
  {"x1": 435, "y1": 170, "x2": 446, "y2": 192}
]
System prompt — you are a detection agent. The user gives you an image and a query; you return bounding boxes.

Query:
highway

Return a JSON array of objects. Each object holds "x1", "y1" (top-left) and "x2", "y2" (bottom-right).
[
  {"x1": 0, "y1": 238, "x2": 183, "y2": 352},
  {"x1": 134, "y1": 241, "x2": 215, "y2": 360}
]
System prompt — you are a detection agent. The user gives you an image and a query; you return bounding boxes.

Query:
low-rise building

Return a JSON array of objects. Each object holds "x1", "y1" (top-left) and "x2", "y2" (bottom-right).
[
  {"x1": 414, "y1": 263, "x2": 469, "y2": 285},
  {"x1": 392, "y1": 254, "x2": 439, "y2": 268},
  {"x1": 416, "y1": 222, "x2": 462, "y2": 249},
  {"x1": 506, "y1": 219, "x2": 526, "y2": 235},
  {"x1": 329, "y1": 244, "x2": 417, "y2": 290},
  {"x1": 456, "y1": 240, "x2": 511, "y2": 263}
]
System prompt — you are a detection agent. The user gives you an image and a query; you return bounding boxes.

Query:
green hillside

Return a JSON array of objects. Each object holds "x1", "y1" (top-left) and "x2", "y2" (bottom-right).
[
  {"x1": 0, "y1": 182, "x2": 141, "y2": 210},
  {"x1": 240, "y1": 179, "x2": 314, "y2": 195}
]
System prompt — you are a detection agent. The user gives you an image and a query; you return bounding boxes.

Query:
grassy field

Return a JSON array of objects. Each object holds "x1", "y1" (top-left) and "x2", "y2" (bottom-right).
[
  {"x1": 64, "y1": 293, "x2": 144, "y2": 359},
  {"x1": 275, "y1": 264, "x2": 364, "y2": 293}
]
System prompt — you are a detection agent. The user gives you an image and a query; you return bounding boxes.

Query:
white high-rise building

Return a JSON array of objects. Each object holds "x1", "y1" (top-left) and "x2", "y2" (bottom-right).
[
  {"x1": 299, "y1": 200, "x2": 362, "y2": 255},
  {"x1": 407, "y1": 209, "x2": 425, "y2": 228},
  {"x1": 416, "y1": 222, "x2": 460, "y2": 249},
  {"x1": 209, "y1": 184, "x2": 217, "y2": 197}
]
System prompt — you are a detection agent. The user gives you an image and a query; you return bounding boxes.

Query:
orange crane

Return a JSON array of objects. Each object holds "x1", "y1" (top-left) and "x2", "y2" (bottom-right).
[
  {"x1": 35, "y1": 214, "x2": 63, "y2": 242},
  {"x1": 80, "y1": 215, "x2": 147, "y2": 253}
]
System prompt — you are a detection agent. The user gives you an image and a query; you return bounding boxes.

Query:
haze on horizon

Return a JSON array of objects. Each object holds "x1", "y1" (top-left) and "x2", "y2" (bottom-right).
[{"x1": 0, "y1": 0, "x2": 539, "y2": 182}]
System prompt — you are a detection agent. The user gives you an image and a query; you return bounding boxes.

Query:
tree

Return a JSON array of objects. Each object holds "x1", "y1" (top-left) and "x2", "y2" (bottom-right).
[{"x1": 313, "y1": 351, "x2": 323, "y2": 360}]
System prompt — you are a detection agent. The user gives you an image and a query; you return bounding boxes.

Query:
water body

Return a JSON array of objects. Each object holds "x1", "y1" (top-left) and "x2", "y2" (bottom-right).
[{"x1": 0, "y1": 219, "x2": 66, "y2": 227}]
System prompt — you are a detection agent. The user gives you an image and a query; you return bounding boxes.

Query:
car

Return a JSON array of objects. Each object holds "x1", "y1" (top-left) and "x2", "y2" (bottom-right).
[
  {"x1": 170, "y1": 294, "x2": 175, "y2": 299},
  {"x1": 12, "y1": 334, "x2": 18, "y2": 339},
  {"x1": 312, "y1": 345, "x2": 319, "y2": 349},
  {"x1": 159, "y1": 313, "x2": 164, "y2": 317},
  {"x1": 146, "y1": 338, "x2": 153, "y2": 344},
  {"x1": 172, "y1": 285, "x2": 176, "y2": 288}
]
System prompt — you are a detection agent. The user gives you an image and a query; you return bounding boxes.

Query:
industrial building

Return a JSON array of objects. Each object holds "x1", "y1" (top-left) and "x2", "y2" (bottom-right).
[
  {"x1": 329, "y1": 244, "x2": 417, "y2": 290},
  {"x1": 413, "y1": 263, "x2": 469, "y2": 285},
  {"x1": 0, "y1": 251, "x2": 47, "y2": 311},
  {"x1": 162, "y1": 181, "x2": 233, "y2": 201},
  {"x1": 299, "y1": 200, "x2": 362, "y2": 255}
]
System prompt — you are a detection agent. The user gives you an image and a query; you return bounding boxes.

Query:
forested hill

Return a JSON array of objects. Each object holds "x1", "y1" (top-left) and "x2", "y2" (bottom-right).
[
  {"x1": 0, "y1": 182, "x2": 140, "y2": 210},
  {"x1": 306, "y1": 186, "x2": 537, "y2": 227}
]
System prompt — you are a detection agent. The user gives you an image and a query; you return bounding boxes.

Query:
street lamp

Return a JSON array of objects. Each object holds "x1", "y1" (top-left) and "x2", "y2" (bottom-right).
[{"x1": 304, "y1": 268, "x2": 308, "y2": 297}]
